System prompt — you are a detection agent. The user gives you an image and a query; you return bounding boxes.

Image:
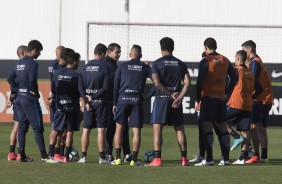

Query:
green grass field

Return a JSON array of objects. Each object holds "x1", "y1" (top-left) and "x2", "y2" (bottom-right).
[{"x1": 0, "y1": 124, "x2": 282, "y2": 184}]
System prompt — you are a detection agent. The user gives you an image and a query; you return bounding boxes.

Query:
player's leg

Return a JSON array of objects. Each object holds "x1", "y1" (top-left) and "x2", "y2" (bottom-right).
[
  {"x1": 122, "y1": 126, "x2": 132, "y2": 162},
  {"x1": 195, "y1": 97, "x2": 216, "y2": 166},
  {"x1": 259, "y1": 104, "x2": 272, "y2": 162},
  {"x1": 174, "y1": 125, "x2": 188, "y2": 166},
  {"x1": 246, "y1": 101, "x2": 262, "y2": 163},
  {"x1": 96, "y1": 103, "x2": 109, "y2": 164},
  {"x1": 8, "y1": 121, "x2": 19, "y2": 160},
  {"x1": 189, "y1": 116, "x2": 205, "y2": 163},
  {"x1": 64, "y1": 130, "x2": 73, "y2": 162},
  {"x1": 226, "y1": 108, "x2": 244, "y2": 151},
  {"x1": 129, "y1": 103, "x2": 143, "y2": 166},
  {"x1": 105, "y1": 103, "x2": 115, "y2": 161}
]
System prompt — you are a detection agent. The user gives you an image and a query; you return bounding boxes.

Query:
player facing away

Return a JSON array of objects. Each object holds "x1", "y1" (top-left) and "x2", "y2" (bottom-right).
[
  {"x1": 259, "y1": 69, "x2": 273, "y2": 162},
  {"x1": 46, "y1": 46, "x2": 66, "y2": 161},
  {"x1": 195, "y1": 38, "x2": 238, "y2": 166},
  {"x1": 226, "y1": 50, "x2": 258, "y2": 164},
  {"x1": 104, "y1": 43, "x2": 132, "y2": 162},
  {"x1": 7, "y1": 40, "x2": 57, "y2": 163},
  {"x1": 146, "y1": 37, "x2": 190, "y2": 167},
  {"x1": 48, "y1": 48, "x2": 81, "y2": 162},
  {"x1": 77, "y1": 43, "x2": 110, "y2": 164},
  {"x1": 111, "y1": 45, "x2": 151, "y2": 166},
  {"x1": 242, "y1": 40, "x2": 267, "y2": 164},
  {"x1": 7, "y1": 45, "x2": 29, "y2": 161}
]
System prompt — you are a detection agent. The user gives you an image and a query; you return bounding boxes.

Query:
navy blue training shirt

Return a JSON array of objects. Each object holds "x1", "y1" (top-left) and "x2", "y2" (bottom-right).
[
  {"x1": 104, "y1": 56, "x2": 118, "y2": 103},
  {"x1": 48, "y1": 59, "x2": 65, "y2": 82},
  {"x1": 78, "y1": 59, "x2": 110, "y2": 103},
  {"x1": 8, "y1": 56, "x2": 40, "y2": 99},
  {"x1": 113, "y1": 59, "x2": 151, "y2": 106},
  {"x1": 52, "y1": 67, "x2": 80, "y2": 112},
  {"x1": 152, "y1": 55, "x2": 188, "y2": 97}
]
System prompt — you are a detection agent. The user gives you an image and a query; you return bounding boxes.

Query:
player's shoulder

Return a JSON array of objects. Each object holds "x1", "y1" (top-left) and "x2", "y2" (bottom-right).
[{"x1": 48, "y1": 60, "x2": 58, "y2": 67}]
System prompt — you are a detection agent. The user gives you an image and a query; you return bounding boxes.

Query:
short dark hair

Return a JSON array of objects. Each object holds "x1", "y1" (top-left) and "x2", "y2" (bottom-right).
[
  {"x1": 27, "y1": 40, "x2": 43, "y2": 52},
  {"x1": 201, "y1": 51, "x2": 207, "y2": 58},
  {"x1": 17, "y1": 45, "x2": 27, "y2": 57},
  {"x1": 94, "y1": 43, "x2": 107, "y2": 55},
  {"x1": 241, "y1": 40, "x2": 256, "y2": 52},
  {"x1": 131, "y1": 44, "x2": 142, "y2": 53},
  {"x1": 236, "y1": 50, "x2": 247, "y2": 63},
  {"x1": 61, "y1": 48, "x2": 76, "y2": 64},
  {"x1": 204, "y1": 37, "x2": 217, "y2": 50},
  {"x1": 160, "y1": 37, "x2": 174, "y2": 52},
  {"x1": 108, "y1": 43, "x2": 121, "y2": 52},
  {"x1": 74, "y1": 52, "x2": 81, "y2": 61}
]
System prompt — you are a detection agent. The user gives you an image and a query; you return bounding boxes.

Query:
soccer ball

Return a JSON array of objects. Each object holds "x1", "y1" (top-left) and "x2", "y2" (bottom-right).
[
  {"x1": 143, "y1": 150, "x2": 155, "y2": 162},
  {"x1": 69, "y1": 147, "x2": 79, "y2": 162}
]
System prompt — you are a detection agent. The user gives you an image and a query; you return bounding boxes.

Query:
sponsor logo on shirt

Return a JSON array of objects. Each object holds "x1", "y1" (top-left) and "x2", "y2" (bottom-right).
[
  {"x1": 121, "y1": 97, "x2": 140, "y2": 102},
  {"x1": 125, "y1": 89, "x2": 139, "y2": 93},
  {"x1": 128, "y1": 65, "x2": 142, "y2": 71},
  {"x1": 58, "y1": 75, "x2": 72, "y2": 80},
  {"x1": 19, "y1": 88, "x2": 27, "y2": 93},
  {"x1": 86, "y1": 66, "x2": 99, "y2": 71},
  {"x1": 48, "y1": 67, "x2": 53, "y2": 73},
  {"x1": 167, "y1": 87, "x2": 176, "y2": 91},
  {"x1": 164, "y1": 60, "x2": 178, "y2": 66},
  {"x1": 16, "y1": 65, "x2": 25, "y2": 70},
  {"x1": 86, "y1": 89, "x2": 98, "y2": 94},
  {"x1": 59, "y1": 100, "x2": 72, "y2": 104}
]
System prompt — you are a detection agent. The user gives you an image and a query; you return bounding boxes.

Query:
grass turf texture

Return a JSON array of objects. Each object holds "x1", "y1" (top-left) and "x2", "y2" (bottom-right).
[{"x1": 0, "y1": 124, "x2": 282, "y2": 184}]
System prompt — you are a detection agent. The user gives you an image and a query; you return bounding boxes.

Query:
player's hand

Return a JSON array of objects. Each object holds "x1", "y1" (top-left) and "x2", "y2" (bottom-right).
[
  {"x1": 172, "y1": 98, "x2": 182, "y2": 108},
  {"x1": 46, "y1": 97, "x2": 52, "y2": 105},
  {"x1": 86, "y1": 103, "x2": 92, "y2": 111},
  {"x1": 195, "y1": 101, "x2": 201, "y2": 111},
  {"x1": 112, "y1": 106, "x2": 116, "y2": 114},
  {"x1": 170, "y1": 92, "x2": 180, "y2": 100},
  {"x1": 10, "y1": 94, "x2": 16, "y2": 99},
  {"x1": 6, "y1": 100, "x2": 12, "y2": 108},
  {"x1": 86, "y1": 95, "x2": 92, "y2": 102}
]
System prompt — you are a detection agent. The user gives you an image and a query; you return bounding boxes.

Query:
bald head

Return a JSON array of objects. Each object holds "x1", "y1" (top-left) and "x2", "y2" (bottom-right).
[
  {"x1": 129, "y1": 45, "x2": 142, "y2": 60},
  {"x1": 56, "y1": 46, "x2": 65, "y2": 60},
  {"x1": 17, "y1": 45, "x2": 27, "y2": 59}
]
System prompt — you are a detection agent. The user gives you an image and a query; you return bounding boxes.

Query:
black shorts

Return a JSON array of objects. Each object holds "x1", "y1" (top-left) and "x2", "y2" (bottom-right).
[
  {"x1": 83, "y1": 102, "x2": 108, "y2": 129},
  {"x1": 53, "y1": 110, "x2": 80, "y2": 132},
  {"x1": 151, "y1": 97, "x2": 184, "y2": 126},
  {"x1": 250, "y1": 101, "x2": 262, "y2": 124},
  {"x1": 115, "y1": 102, "x2": 143, "y2": 128},
  {"x1": 261, "y1": 104, "x2": 272, "y2": 128},
  {"x1": 227, "y1": 107, "x2": 250, "y2": 131},
  {"x1": 200, "y1": 96, "x2": 227, "y2": 124}
]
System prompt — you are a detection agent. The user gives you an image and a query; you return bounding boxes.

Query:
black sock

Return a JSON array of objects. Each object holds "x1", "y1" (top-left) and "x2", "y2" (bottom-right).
[
  {"x1": 10, "y1": 145, "x2": 16, "y2": 153},
  {"x1": 65, "y1": 147, "x2": 71, "y2": 159},
  {"x1": 40, "y1": 150, "x2": 48, "y2": 159},
  {"x1": 204, "y1": 132, "x2": 214, "y2": 162},
  {"x1": 221, "y1": 132, "x2": 230, "y2": 161},
  {"x1": 48, "y1": 144, "x2": 55, "y2": 157},
  {"x1": 132, "y1": 151, "x2": 138, "y2": 162},
  {"x1": 239, "y1": 150, "x2": 246, "y2": 160},
  {"x1": 82, "y1": 152, "x2": 87, "y2": 158},
  {"x1": 60, "y1": 145, "x2": 65, "y2": 156},
  {"x1": 181, "y1": 150, "x2": 187, "y2": 158},
  {"x1": 54, "y1": 147, "x2": 60, "y2": 155},
  {"x1": 19, "y1": 150, "x2": 26, "y2": 159},
  {"x1": 154, "y1": 150, "x2": 161, "y2": 158},
  {"x1": 115, "y1": 148, "x2": 121, "y2": 159},
  {"x1": 230, "y1": 130, "x2": 240, "y2": 139},
  {"x1": 100, "y1": 151, "x2": 106, "y2": 159},
  {"x1": 254, "y1": 152, "x2": 260, "y2": 158},
  {"x1": 261, "y1": 148, "x2": 267, "y2": 159}
]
